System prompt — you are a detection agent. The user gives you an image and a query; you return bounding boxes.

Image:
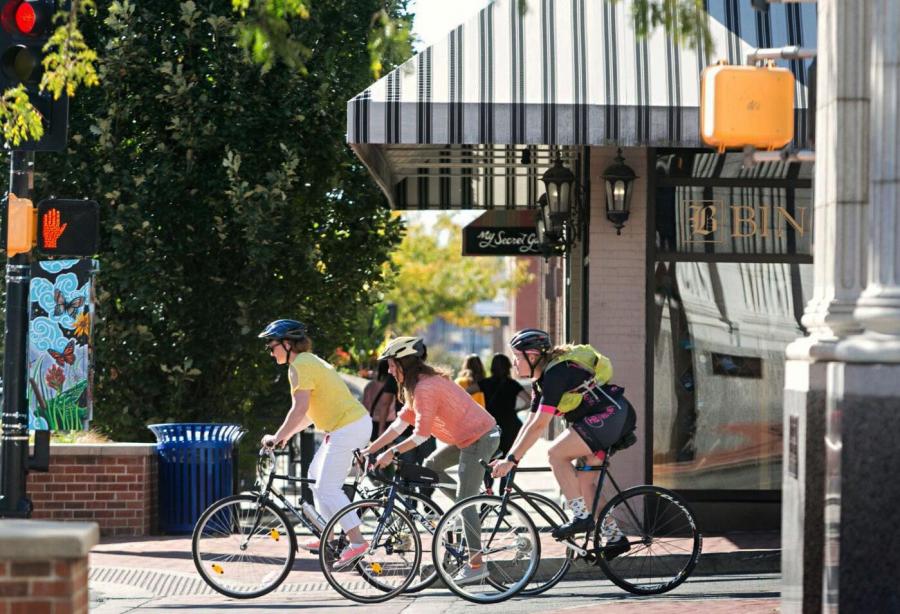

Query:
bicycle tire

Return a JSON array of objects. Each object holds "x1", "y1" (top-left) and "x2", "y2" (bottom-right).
[
  {"x1": 432, "y1": 494, "x2": 540, "y2": 604},
  {"x1": 595, "y1": 485, "x2": 702, "y2": 595},
  {"x1": 509, "y1": 492, "x2": 572, "y2": 596},
  {"x1": 192, "y1": 494, "x2": 296, "y2": 599},
  {"x1": 318, "y1": 499, "x2": 422, "y2": 603}
]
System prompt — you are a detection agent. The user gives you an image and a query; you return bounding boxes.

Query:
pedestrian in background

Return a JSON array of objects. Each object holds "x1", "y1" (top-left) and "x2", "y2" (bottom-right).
[
  {"x1": 480, "y1": 353, "x2": 528, "y2": 490},
  {"x1": 455, "y1": 353, "x2": 486, "y2": 407},
  {"x1": 362, "y1": 359, "x2": 397, "y2": 440}
]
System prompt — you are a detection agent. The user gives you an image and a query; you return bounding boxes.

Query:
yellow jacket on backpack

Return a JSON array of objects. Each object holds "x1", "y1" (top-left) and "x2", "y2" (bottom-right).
[{"x1": 544, "y1": 345, "x2": 613, "y2": 414}]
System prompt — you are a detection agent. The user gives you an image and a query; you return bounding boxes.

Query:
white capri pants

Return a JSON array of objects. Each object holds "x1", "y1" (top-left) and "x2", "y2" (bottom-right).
[{"x1": 308, "y1": 413, "x2": 372, "y2": 532}]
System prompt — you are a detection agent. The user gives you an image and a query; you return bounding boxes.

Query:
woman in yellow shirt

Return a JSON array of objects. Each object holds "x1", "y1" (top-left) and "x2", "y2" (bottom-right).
[
  {"x1": 259, "y1": 319, "x2": 372, "y2": 569},
  {"x1": 454, "y1": 354, "x2": 486, "y2": 407}
]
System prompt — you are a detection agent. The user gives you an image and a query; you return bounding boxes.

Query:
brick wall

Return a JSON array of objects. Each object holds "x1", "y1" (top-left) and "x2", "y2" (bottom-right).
[
  {"x1": 0, "y1": 558, "x2": 88, "y2": 614},
  {"x1": 28, "y1": 444, "x2": 158, "y2": 537},
  {"x1": 0, "y1": 520, "x2": 97, "y2": 614},
  {"x1": 588, "y1": 146, "x2": 648, "y2": 490}
]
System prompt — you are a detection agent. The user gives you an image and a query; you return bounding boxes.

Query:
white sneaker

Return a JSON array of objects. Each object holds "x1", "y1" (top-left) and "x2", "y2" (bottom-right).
[{"x1": 453, "y1": 564, "x2": 489, "y2": 585}]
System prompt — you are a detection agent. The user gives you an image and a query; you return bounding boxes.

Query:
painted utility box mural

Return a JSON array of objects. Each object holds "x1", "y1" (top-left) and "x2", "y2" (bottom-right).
[{"x1": 27, "y1": 259, "x2": 99, "y2": 431}]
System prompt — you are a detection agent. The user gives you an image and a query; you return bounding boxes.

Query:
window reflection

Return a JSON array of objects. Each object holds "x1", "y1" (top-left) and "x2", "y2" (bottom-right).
[{"x1": 652, "y1": 261, "x2": 813, "y2": 490}]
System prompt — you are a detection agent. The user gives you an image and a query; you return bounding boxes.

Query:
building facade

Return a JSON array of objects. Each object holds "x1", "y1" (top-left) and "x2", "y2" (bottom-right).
[{"x1": 348, "y1": 0, "x2": 816, "y2": 530}]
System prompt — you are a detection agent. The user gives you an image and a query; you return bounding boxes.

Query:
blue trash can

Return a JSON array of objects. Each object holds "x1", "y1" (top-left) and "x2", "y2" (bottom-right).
[{"x1": 148, "y1": 423, "x2": 245, "y2": 534}]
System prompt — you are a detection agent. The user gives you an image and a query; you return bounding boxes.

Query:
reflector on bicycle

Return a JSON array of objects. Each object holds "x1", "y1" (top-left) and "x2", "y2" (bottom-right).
[
  {"x1": 269, "y1": 529, "x2": 280, "y2": 541},
  {"x1": 211, "y1": 564, "x2": 224, "y2": 575},
  {"x1": 368, "y1": 562, "x2": 383, "y2": 575}
]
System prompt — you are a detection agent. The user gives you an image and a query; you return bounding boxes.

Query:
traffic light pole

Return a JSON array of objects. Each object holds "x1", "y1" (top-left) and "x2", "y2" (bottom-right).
[{"x1": 0, "y1": 150, "x2": 34, "y2": 518}]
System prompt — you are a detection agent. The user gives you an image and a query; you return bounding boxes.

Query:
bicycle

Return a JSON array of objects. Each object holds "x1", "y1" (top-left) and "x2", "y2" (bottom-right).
[
  {"x1": 316, "y1": 450, "x2": 449, "y2": 602},
  {"x1": 432, "y1": 431, "x2": 703, "y2": 603},
  {"x1": 193, "y1": 446, "x2": 413, "y2": 601}
]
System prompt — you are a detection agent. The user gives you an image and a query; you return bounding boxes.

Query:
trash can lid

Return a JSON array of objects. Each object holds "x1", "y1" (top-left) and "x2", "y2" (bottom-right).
[{"x1": 148, "y1": 423, "x2": 245, "y2": 444}]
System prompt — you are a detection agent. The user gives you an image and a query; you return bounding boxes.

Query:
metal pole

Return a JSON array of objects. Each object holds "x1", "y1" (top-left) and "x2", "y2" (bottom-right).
[{"x1": 0, "y1": 150, "x2": 35, "y2": 518}]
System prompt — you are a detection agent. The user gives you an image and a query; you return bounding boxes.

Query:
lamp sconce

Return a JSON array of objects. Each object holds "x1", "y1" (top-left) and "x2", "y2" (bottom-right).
[
  {"x1": 601, "y1": 148, "x2": 637, "y2": 235},
  {"x1": 537, "y1": 155, "x2": 584, "y2": 256}
]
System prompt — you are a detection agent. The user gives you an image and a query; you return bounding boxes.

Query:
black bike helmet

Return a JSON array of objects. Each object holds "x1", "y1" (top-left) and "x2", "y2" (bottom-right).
[
  {"x1": 509, "y1": 328, "x2": 552, "y2": 378},
  {"x1": 258, "y1": 319, "x2": 308, "y2": 341},
  {"x1": 509, "y1": 328, "x2": 552, "y2": 352}
]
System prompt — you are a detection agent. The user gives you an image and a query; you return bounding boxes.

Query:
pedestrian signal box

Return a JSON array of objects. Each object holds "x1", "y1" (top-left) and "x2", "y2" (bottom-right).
[
  {"x1": 6, "y1": 192, "x2": 34, "y2": 257},
  {"x1": 700, "y1": 61, "x2": 795, "y2": 153},
  {"x1": 36, "y1": 198, "x2": 99, "y2": 256}
]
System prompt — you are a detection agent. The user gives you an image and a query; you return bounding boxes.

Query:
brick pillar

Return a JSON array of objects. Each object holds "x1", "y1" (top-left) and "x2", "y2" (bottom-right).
[{"x1": 0, "y1": 520, "x2": 98, "y2": 614}]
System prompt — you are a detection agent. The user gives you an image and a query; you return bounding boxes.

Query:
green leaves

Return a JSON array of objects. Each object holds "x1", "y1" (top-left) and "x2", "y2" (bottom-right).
[
  {"x1": 40, "y1": 1, "x2": 100, "y2": 100},
  {"x1": 0, "y1": 85, "x2": 43, "y2": 145},
  {"x1": 32, "y1": 0, "x2": 407, "y2": 448},
  {"x1": 628, "y1": 0, "x2": 714, "y2": 58}
]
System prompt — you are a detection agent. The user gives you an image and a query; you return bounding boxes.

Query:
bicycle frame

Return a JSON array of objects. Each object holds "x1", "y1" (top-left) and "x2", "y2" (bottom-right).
[{"x1": 483, "y1": 453, "x2": 645, "y2": 561}]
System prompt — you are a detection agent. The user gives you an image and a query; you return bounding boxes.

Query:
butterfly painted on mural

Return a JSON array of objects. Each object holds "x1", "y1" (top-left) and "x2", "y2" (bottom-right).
[
  {"x1": 48, "y1": 340, "x2": 76, "y2": 366},
  {"x1": 53, "y1": 289, "x2": 84, "y2": 319}
]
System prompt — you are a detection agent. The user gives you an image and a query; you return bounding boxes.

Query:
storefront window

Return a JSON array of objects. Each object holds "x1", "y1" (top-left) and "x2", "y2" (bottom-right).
[{"x1": 651, "y1": 149, "x2": 813, "y2": 492}]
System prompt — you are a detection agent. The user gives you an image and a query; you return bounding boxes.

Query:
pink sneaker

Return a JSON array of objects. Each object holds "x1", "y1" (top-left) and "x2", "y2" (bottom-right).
[
  {"x1": 333, "y1": 542, "x2": 369, "y2": 570},
  {"x1": 299, "y1": 539, "x2": 320, "y2": 552}
]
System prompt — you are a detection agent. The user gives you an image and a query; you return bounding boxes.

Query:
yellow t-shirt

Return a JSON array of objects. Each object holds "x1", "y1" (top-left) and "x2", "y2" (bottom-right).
[{"x1": 289, "y1": 353, "x2": 367, "y2": 433}]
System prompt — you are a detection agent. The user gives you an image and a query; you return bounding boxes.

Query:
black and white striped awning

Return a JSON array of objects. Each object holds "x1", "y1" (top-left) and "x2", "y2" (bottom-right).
[{"x1": 348, "y1": 0, "x2": 816, "y2": 210}]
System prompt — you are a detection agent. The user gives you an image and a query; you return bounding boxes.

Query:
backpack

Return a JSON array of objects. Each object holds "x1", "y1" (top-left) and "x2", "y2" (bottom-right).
[{"x1": 544, "y1": 345, "x2": 614, "y2": 414}]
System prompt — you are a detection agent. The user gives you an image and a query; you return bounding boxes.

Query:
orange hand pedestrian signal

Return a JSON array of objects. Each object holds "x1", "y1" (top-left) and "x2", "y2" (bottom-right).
[
  {"x1": 41, "y1": 208, "x2": 68, "y2": 248},
  {"x1": 36, "y1": 199, "x2": 99, "y2": 256}
]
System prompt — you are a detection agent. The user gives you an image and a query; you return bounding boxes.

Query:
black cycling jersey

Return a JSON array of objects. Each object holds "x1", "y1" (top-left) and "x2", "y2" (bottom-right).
[{"x1": 530, "y1": 361, "x2": 596, "y2": 418}]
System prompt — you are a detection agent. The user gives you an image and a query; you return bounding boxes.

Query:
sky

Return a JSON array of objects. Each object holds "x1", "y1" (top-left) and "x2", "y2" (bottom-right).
[{"x1": 402, "y1": 0, "x2": 494, "y2": 231}]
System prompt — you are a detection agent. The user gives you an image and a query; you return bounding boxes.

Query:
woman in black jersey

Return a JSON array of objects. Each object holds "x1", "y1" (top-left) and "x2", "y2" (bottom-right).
[{"x1": 489, "y1": 329, "x2": 635, "y2": 556}]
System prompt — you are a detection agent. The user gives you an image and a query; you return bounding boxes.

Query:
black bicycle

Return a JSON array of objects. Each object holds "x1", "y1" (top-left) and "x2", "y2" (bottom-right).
[
  {"x1": 432, "y1": 432, "x2": 703, "y2": 603},
  {"x1": 315, "y1": 449, "x2": 452, "y2": 601}
]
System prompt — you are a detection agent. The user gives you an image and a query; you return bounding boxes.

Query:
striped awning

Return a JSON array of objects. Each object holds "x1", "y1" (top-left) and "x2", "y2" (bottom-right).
[{"x1": 348, "y1": 0, "x2": 816, "y2": 210}]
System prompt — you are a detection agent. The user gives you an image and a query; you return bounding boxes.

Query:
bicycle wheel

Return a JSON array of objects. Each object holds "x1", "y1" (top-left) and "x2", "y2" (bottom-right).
[
  {"x1": 319, "y1": 499, "x2": 422, "y2": 603},
  {"x1": 192, "y1": 494, "x2": 295, "y2": 599},
  {"x1": 510, "y1": 492, "x2": 572, "y2": 596},
  {"x1": 394, "y1": 491, "x2": 444, "y2": 593},
  {"x1": 433, "y1": 495, "x2": 540, "y2": 604},
  {"x1": 595, "y1": 485, "x2": 702, "y2": 595}
]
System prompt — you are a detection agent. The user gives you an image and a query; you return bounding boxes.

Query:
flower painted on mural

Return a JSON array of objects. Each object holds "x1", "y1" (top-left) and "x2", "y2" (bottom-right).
[
  {"x1": 74, "y1": 312, "x2": 90, "y2": 339},
  {"x1": 45, "y1": 364, "x2": 66, "y2": 392}
]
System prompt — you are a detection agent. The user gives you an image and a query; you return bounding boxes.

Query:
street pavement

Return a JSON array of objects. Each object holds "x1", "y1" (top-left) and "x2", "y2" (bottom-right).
[
  {"x1": 90, "y1": 573, "x2": 780, "y2": 613},
  {"x1": 87, "y1": 437, "x2": 781, "y2": 612}
]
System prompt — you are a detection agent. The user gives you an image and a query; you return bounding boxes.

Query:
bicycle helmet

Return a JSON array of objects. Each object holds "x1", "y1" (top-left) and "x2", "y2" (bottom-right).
[
  {"x1": 509, "y1": 328, "x2": 552, "y2": 352},
  {"x1": 258, "y1": 319, "x2": 308, "y2": 341},
  {"x1": 379, "y1": 336, "x2": 426, "y2": 361},
  {"x1": 509, "y1": 328, "x2": 552, "y2": 378}
]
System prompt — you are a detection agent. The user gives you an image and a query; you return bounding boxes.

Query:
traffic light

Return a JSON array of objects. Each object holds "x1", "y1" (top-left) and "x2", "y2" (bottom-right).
[
  {"x1": 0, "y1": 0, "x2": 68, "y2": 151},
  {"x1": 36, "y1": 198, "x2": 99, "y2": 256}
]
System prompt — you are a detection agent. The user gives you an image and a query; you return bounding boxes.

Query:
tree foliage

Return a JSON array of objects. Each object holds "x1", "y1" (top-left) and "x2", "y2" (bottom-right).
[
  {"x1": 383, "y1": 215, "x2": 531, "y2": 336},
  {"x1": 29, "y1": 0, "x2": 407, "y2": 442}
]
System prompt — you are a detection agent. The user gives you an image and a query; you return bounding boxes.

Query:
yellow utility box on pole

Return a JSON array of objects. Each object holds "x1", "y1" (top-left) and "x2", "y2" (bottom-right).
[{"x1": 700, "y1": 61, "x2": 795, "y2": 153}]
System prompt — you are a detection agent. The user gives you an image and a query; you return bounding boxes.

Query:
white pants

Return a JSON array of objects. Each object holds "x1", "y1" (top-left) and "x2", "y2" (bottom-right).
[{"x1": 308, "y1": 414, "x2": 372, "y2": 532}]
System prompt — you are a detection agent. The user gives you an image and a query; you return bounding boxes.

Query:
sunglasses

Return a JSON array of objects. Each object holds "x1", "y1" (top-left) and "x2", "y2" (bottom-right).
[{"x1": 266, "y1": 343, "x2": 279, "y2": 355}]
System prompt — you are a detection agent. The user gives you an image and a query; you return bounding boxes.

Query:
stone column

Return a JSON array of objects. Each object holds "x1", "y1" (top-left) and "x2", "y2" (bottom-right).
[
  {"x1": 781, "y1": 2, "x2": 870, "y2": 613},
  {"x1": 823, "y1": 2, "x2": 900, "y2": 611}
]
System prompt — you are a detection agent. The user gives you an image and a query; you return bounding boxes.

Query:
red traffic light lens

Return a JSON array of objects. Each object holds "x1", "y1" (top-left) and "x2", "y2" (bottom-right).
[{"x1": 14, "y1": 2, "x2": 34, "y2": 33}]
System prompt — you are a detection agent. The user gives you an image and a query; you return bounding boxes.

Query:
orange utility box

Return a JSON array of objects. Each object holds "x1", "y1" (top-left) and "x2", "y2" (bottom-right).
[{"x1": 700, "y1": 61, "x2": 795, "y2": 153}]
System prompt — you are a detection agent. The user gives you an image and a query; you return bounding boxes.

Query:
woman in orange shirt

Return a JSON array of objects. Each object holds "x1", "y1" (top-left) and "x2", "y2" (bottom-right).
[{"x1": 365, "y1": 336, "x2": 500, "y2": 586}]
